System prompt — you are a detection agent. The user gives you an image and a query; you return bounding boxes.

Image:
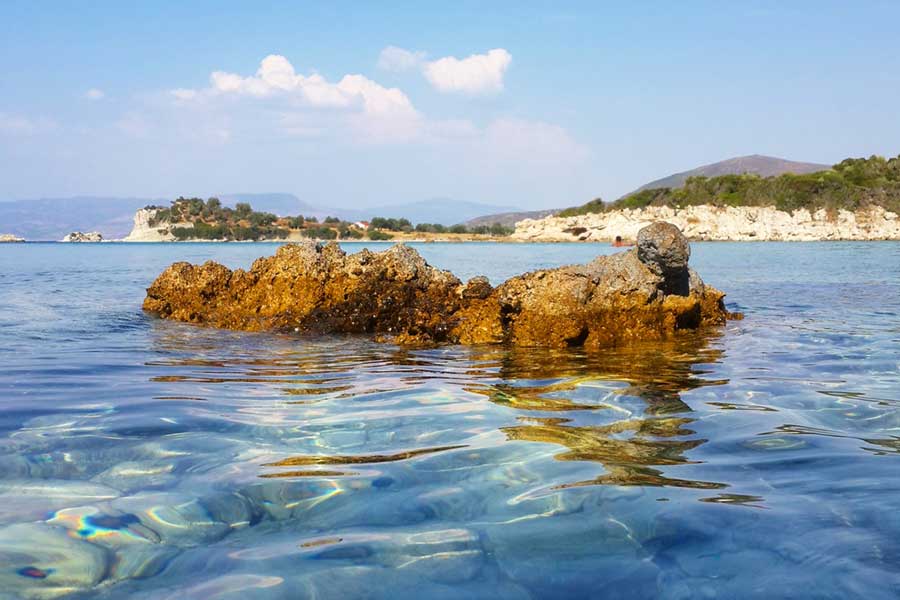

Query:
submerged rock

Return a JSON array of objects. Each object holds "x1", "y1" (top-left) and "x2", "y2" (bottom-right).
[
  {"x1": 144, "y1": 222, "x2": 738, "y2": 348},
  {"x1": 0, "y1": 522, "x2": 110, "y2": 598}
]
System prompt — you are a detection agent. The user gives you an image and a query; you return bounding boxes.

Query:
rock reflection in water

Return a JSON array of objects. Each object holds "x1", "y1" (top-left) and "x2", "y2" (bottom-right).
[
  {"x1": 150, "y1": 324, "x2": 733, "y2": 495},
  {"x1": 237, "y1": 329, "x2": 734, "y2": 494},
  {"x1": 467, "y1": 332, "x2": 731, "y2": 491}
]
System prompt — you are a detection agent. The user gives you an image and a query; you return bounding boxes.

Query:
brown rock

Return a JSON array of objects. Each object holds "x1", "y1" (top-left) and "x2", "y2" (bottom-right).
[
  {"x1": 143, "y1": 223, "x2": 738, "y2": 348},
  {"x1": 461, "y1": 276, "x2": 493, "y2": 300}
]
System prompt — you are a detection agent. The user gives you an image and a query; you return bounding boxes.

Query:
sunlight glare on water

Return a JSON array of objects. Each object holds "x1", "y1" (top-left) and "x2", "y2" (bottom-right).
[{"x1": 0, "y1": 241, "x2": 898, "y2": 599}]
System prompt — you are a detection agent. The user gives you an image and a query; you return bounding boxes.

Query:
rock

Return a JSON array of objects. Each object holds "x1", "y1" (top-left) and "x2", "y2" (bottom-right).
[
  {"x1": 461, "y1": 276, "x2": 493, "y2": 300},
  {"x1": 512, "y1": 205, "x2": 900, "y2": 241},
  {"x1": 144, "y1": 223, "x2": 737, "y2": 348},
  {"x1": 0, "y1": 233, "x2": 25, "y2": 243},
  {"x1": 637, "y1": 222, "x2": 690, "y2": 276},
  {"x1": 61, "y1": 231, "x2": 103, "y2": 242}
]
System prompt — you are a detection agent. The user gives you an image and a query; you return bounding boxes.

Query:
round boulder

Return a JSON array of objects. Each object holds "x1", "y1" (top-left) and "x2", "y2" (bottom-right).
[{"x1": 636, "y1": 222, "x2": 690, "y2": 276}]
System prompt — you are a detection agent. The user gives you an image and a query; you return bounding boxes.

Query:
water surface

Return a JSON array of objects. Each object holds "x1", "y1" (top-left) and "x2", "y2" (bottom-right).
[{"x1": 1, "y1": 241, "x2": 898, "y2": 599}]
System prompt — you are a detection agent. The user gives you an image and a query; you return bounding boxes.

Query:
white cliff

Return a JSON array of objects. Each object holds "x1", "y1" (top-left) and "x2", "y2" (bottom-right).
[
  {"x1": 513, "y1": 205, "x2": 900, "y2": 242},
  {"x1": 122, "y1": 208, "x2": 188, "y2": 242},
  {"x1": 0, "y1": 234, "x2": 25, "y2": 243}
]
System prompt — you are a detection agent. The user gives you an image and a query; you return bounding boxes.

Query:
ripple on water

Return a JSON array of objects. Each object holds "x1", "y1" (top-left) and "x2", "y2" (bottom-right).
[{"x1": 1, "y1": 241, "x2": 899, "y2": 598}]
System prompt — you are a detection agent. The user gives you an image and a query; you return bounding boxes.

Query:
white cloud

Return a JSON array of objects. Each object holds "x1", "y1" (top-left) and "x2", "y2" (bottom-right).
[
  {"x1": 179, "y1": 54, "x2": 418, "y2": 119},
  {"x1": 423, "y1": 48, "x2": 512, "y2": 95},
  {"x1": 377, "y1": 46, "x2": 427, "y2": 72},
  {"x1": 169, "y1": 54, "x2": 423, "y2": 143},
  {"x1": 85, "y1": 88, "x2": 105, "y2": 100},
  {"x1": 156, "y1": 52, "x2": 582, "y2": 157}
]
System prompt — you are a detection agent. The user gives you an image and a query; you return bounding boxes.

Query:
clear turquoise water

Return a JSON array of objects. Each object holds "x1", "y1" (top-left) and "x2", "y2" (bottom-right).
[{"x1": 0, "y1": 241, "x2": 898, "y2": 599}]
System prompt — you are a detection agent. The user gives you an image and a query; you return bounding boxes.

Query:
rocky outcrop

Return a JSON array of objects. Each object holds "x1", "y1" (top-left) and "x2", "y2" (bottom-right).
[
  {"x1": 144, "y1": 222, "x2": 737, "y2": 348},
  {"x1": 0, "y1": 234, "x2": 25, "y2": 243},
  {"x1": 123, "y1": 208, "x2": 176, "y2": 242},
  {"x1": 513, "y1": 205, "x2": 900, "y2": 241},
  {"x1": 61, "y1": 231, "x2": 103, "y2": 242}
]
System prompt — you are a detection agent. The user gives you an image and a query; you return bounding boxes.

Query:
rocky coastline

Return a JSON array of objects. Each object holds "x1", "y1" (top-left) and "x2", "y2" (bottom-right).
[
  {"x1": 0, "y1": 234, "x2": 25, "y2": 243},
  {"x1": 144, "y1": 222, "x2": 739, "y2": 348},
  {"x1": 513, "y1": 205, "x2": 900, "y2": 242}
]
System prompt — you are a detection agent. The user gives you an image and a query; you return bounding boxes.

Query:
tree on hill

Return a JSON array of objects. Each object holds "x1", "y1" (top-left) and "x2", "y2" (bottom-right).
[
  {"x1": 558, "y1": 155, "x2": 900, "y2": 216},
  {"x1": 235, "y1": 202, "x2": 253, "y2": 218},
  {"x1": 370, "y1": 217, "x2": 413, "y2": 232}
]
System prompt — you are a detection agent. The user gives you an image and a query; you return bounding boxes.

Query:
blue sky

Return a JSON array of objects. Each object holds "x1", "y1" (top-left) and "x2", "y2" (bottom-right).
[{"x1": 1, "y1": 1, "x2": 899, "y2": 209}]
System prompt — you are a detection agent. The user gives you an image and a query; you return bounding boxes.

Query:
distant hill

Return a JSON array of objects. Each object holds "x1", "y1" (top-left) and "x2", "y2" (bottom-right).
[
  {"x1": 217, "y1": 193, "x2": 321, "y2": 218},
  {"x1": 559, "y1": 154, "x2": 900, "y2": 217},
  {"x1": 464, "y1": 209, "x2": 561, "y2": 228},
  {"x1": 0, "y1": 196, "x2": 160, "y2": 240},
  {"x1": 217, "y1": 196, "x2": 513, "y2": 226},
  {"x1": 627, "y1": 154, "x2": 828, "y2": 197}
]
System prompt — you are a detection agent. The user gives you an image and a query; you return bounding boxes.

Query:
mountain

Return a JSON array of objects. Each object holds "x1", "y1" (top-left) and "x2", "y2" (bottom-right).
[
  {"x1": 627, "y1": 154, "x2": 829, "y2": 197},
  {"x1": 217, "y1": 193, "x2": 322, "y2": 218},
  {"x1": 337, "y1": 198, "x2": 516, "y2": 226},
  {"x1": 464, "y1": 209, "x2": 561, "y2": 228},
  {"x1": 0, "y1": 197, "x2": 161, "y2": 240}
]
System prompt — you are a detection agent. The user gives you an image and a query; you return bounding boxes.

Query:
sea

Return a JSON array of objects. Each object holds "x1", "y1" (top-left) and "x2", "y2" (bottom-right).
[{"x1": 0, "y1": 241, "x2": 898, "y2": 599}]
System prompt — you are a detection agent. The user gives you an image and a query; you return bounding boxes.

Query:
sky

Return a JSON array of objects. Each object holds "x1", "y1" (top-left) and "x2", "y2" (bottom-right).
[{"x1": 1, "y1": 1, "x2": 899, "y2": 210}]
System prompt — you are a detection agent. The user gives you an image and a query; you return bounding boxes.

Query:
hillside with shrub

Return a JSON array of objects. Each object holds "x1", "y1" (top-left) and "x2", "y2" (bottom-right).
[
  {"x1": 558, "y1": 155, "x2": 900, "y2": 217},
  {"x1": 146, "y1": 197, "x2": 514, "y2": 241}
]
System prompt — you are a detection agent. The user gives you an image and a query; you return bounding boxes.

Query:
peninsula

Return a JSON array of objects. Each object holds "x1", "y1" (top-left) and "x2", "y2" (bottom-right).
[{"x1": 123, "y1": 197, "x2": 514, "y2": 242}]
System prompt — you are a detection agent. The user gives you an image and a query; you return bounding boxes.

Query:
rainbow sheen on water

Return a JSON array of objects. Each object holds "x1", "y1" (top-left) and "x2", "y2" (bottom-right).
[{"x1": 0, "y1": 241, "x2": 898, "y2": 599}]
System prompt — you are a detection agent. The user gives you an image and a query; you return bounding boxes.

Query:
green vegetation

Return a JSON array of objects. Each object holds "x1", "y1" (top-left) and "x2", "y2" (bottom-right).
[
  {"x1": 302, "y1": 226, "x2": 338, "y2": 240},
  {"x1": 558, "y1": 155, "x2": 900, "y2": 217},
  {"x1": 414, "y1": 223, "x2": 447, "y2": 233},
  {"x1": 370, "y1": 217, "x2": 413, "y2": 232},
  {"x1": 367, "y1": 229, "x2": 394, "y2": 240},
  {"x1": 151, "y1": 197, "x2": 289, "y2": 241},
  {"x1": 367, "y1": 217, "x2": 512, "y2": 237},
  {"x1": 470, "y1": 223, "x2": 515, "y2": 235},
  {"x1": 149, "y1": 197, "x2": 517, "y2": 241}
]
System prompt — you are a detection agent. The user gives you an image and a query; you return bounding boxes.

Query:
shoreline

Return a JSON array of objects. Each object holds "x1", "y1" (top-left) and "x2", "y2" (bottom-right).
[{"x1": 7, "y1": 237, "x2": 900, "y2": 245}]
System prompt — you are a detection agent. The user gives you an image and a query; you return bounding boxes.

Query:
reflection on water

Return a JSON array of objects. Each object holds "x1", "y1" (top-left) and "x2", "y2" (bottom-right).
[
  {"x1": 467, "y1": 335, "x2": 731, "y2": 491},
  {"x1": 245, "y1": 333, "x2": 733, "y2": 491},
  {"x1": 1, "y1": 241, "x2": 899, "y2": 599},
  {"x1": 264, "y1": 445, "x2": 470, "y2": 468}
]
